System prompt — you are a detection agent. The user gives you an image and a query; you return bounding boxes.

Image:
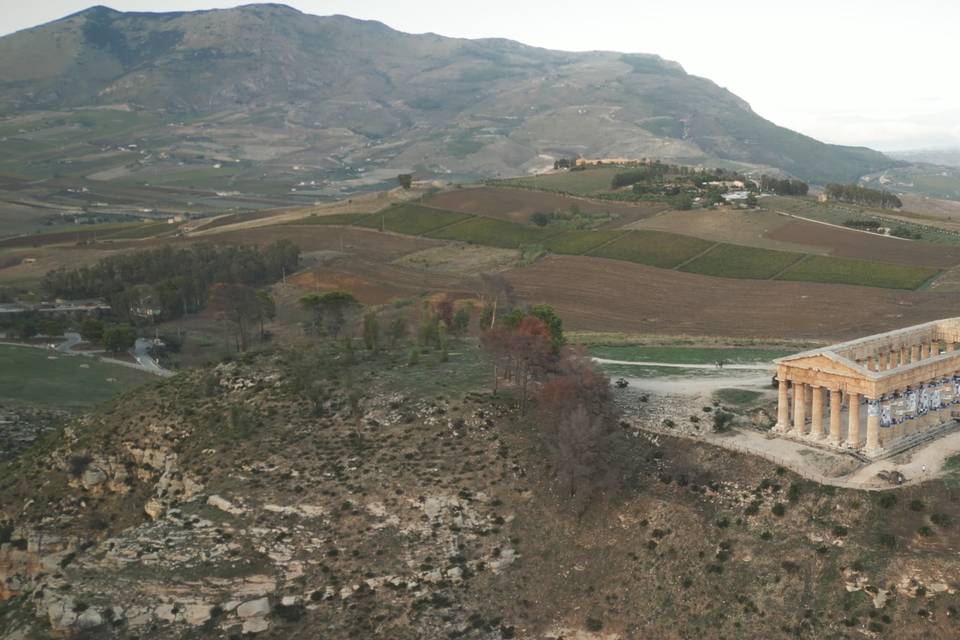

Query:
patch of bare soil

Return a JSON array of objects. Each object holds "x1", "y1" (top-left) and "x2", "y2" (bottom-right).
[
  {"x1": 287, "y1": 256, "x2": 476, "y2": 306},
  {"x1": 393, "y1": 244, "x2": 519, "y2": 275}
]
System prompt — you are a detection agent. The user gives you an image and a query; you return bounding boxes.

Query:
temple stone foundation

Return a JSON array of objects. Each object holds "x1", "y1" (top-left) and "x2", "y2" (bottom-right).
[{"x1": 774, "y1": 318, "x2": 960, "y2": 459}]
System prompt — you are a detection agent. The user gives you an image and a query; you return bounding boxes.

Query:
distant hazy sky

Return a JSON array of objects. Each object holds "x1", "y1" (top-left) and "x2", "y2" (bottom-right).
[{"x1": 5, "y1": 1, "x2": 959, "y2": 151}]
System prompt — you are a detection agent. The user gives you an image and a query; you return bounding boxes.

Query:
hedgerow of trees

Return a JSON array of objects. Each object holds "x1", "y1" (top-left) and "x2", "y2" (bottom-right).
[
  {"x1": 825, "y1": 183, "x2": 902, "y2": 208},
  {"x1": 41, "y1": 241, "x2": 299, "y2": 323},
  {"x1": 759, "y1": 175, "x2": 809, "y2": 196}
]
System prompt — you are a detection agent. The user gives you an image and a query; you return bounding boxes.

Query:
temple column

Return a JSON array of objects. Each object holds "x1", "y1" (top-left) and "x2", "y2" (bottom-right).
[
  {"x1": 830, "y1": 389, "x2": 843, "y2": 444},
  {"x1": 776, "y1": 378, "x2": 790, "y2": 430},
  {"x1": 889, "y1": 350, "x2": 899, "y2": 369},
  {"x1": 948, "y1": 342, "x2": 956, "y2": 353},
  {"x1": 911, "y1": 344, "x2": 921, "y2": 362},
  {"x1": 877, "y1": 353, "x2": 887, "y2": 370},
  {"x1": 922, "y1": 342, "x2": 932, "y2": 359},
  {"x1": 793, "y1": 382, "x2": 807, "y2": 436},
  {"x1": 901, "y1": 346, "x2": 910, "y2": 365},
  {"x1": 866, "y1": 398, "x2": 881, "y2": 452},
  {"x1": 847, "y1": 392, "x2": 861, "y2": 448},
  {"x1": 810, "y1": 386, "x2": 824, "y2": 439},
  {"x1": 867, "y1": 356, "x2": 876, "y2": 371},
  {"x1": 938, "y1": 380, "x2": 952, "y2": 424}
]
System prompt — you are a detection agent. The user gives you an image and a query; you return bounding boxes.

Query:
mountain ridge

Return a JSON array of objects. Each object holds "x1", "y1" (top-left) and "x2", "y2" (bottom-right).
[{"x1": 0, "y1": 4, "x2": 896, "y2": 186}]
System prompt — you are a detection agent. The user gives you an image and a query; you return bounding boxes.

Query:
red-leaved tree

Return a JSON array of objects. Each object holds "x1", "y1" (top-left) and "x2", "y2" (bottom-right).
[{"x1": 480, "y1": 315, "x2": 553, "y2": 414}]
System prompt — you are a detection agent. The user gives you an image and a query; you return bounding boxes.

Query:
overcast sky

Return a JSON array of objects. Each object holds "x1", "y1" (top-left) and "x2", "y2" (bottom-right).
[{"x1": 5, "y1": 1, "x2": 959, "y2": 151}]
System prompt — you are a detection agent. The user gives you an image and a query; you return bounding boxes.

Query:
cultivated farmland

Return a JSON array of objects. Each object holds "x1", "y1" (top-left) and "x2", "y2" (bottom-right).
[
  {"x1": 423, "y1": 186, "x2": 666, "y2": 225},
  {"x1": 357, "y1": 203, "x2": 473, "y2": 235},
  {"x1": 503, "y1": 254, "x2": 960, "y2": 340},
  {"x1": 680, "y1": 243, "x2": 803, "y2": 279},
  {"x1": 776, "y1": 255, "x2": 939, "y2": 290},
  {"x1": 544, "y1": 230, "x2": 626, "y2": 255},
  {"x1": 589, "y1": 230, "x2": 714, "y2": 268},
  {"x1": 425, "y1": 216, "x2": 554, "y2": 248},
  {"x1": 766, "y1": 218, "x2": 960, "y2": 268}
]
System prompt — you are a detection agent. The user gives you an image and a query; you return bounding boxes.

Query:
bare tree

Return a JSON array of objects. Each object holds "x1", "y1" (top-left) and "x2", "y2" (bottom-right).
[
  {"x1": 209, "y1": 283, "x2": 261, "y2": 351},
  {"x1": 477, "y1": 272, "x2": 516, "y2": 329}
]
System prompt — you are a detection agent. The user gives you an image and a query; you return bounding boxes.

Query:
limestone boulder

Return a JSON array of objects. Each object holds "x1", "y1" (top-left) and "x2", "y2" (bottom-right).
[{"x1": 237, "y1": 597, "x2": 270, "y2": 618}]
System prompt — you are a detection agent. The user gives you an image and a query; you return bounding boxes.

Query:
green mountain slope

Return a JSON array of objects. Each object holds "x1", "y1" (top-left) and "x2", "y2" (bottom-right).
[{"x1": 0, "y1": 4, "x2": 895, "y2": 186}]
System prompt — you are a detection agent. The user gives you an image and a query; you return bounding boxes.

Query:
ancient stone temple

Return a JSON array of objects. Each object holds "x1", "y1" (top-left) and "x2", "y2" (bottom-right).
[{"x1": 774, "y1": 318, "x2": 960, "y2": 458}]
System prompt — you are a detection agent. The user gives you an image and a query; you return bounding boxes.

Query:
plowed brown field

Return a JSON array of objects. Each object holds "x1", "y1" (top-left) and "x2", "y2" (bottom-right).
[
  {"x1": 766, "y1": 219, "x2": 960, "y2": 269},
  {"x1": 424, "y1": 186, "x2": 667, "y2": 226},
  {"x1": 503, "y1": 255, "x2": 960, "y2": 341},
  {"x1": 288, "y1": 257, "x2": 475, "y2": 306}
]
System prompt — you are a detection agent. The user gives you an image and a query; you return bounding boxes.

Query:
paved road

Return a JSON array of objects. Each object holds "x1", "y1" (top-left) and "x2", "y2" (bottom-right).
[
  {"x1": 594, "y1": 357, "x2": 776, "y2": 371},
  {"x1": 57, "y1": 332, "x2": 82, "y2": 352},
  {"x1": 133, "y1": 338, "x2": 173, "y2": 377}
]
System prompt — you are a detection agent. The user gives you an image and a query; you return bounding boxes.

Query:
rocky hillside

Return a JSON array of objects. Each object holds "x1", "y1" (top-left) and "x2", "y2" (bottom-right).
[
  {"x1": 0, "y1": 4, "x2": 893, "y2": 184},
  {"x1": 2, "y1": 343, "x2": 960, "y2": 638}
]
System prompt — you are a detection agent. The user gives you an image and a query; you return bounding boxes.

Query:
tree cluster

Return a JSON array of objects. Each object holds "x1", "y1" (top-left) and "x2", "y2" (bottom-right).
[
  {"x1": 824, "y1": 183, "x2": 902, "y2": 208},
  {"x1": 41, "y1": 241, "x2": 299, "y2": 323},
  {"x1": 535, "y1": 347, "x2": 623, "y2": 519},
  {"x1": 480, "y1": 307, "x2": 622, "y2": 519},
  {"x1": 759, "y1": 175, "x2": 809, "y2": 196}
]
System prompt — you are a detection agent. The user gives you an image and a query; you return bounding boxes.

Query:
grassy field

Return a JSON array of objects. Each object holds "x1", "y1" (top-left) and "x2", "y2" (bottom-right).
[
  {"x1": 588, "y1": 230, "x2": 714, "y2": 268},
  {"x1": 776, "y1": 255, "x2": 939, "y2": 290},
  {"x1": 357, "y1": 203, "x2": 473, "y2": 235},
  {"x1": 543, "y1": 230, "x2": 626, "y2": 255},
  {"x1": 426, "y1": 216, "x2": 555, "y2": 248},
  {"x1": 496, "y1": 167, "x2": 622, "y2": 195},
  {"x1": 943, "y1": 453, "x2": 960, "y2": 488},
  {"x1": 680, "y1": 243, "x2": 804, "y2": 279},
  {"x1": 714, "y1": 388, "x2": 765, "y2": 406},
  {"x1": 588, "y1": 344, "x2": 792, "y2": 364},
  {"x1": 0, "y1": 345, "x2": 156, "y2": 408},
  {"x1": 0, "y1": 222, "x2": 147, "y2": 248}
]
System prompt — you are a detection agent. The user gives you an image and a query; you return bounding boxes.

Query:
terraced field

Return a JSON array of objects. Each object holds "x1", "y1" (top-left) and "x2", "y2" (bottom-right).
[
  {"x1": 588, "y1": 230, "x2": 714, "y2": 268},
  {"x1": 680, "y1": 243, "x2": 803, "y2": 279}
]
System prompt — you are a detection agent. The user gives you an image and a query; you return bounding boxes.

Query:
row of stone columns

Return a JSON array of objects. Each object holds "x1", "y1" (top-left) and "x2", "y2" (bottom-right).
[
  {"x1": 777, "y1": 379, "x2": 867, "y2": 449},
  {"x1": 778, "y1": 375, "x2": 960, "y2": 454},
  {"x1": 860, "y1": 340, "x2": 957, "y2": 372}
]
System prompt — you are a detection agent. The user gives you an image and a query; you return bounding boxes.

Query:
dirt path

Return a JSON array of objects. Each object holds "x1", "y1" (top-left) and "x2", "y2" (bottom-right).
[
  {"x1": 845, "y1": 429, "x2": 960, "y2": 485},
  {"x1": 595, "y1": 357, "x2": 774, "y2": 372}
]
